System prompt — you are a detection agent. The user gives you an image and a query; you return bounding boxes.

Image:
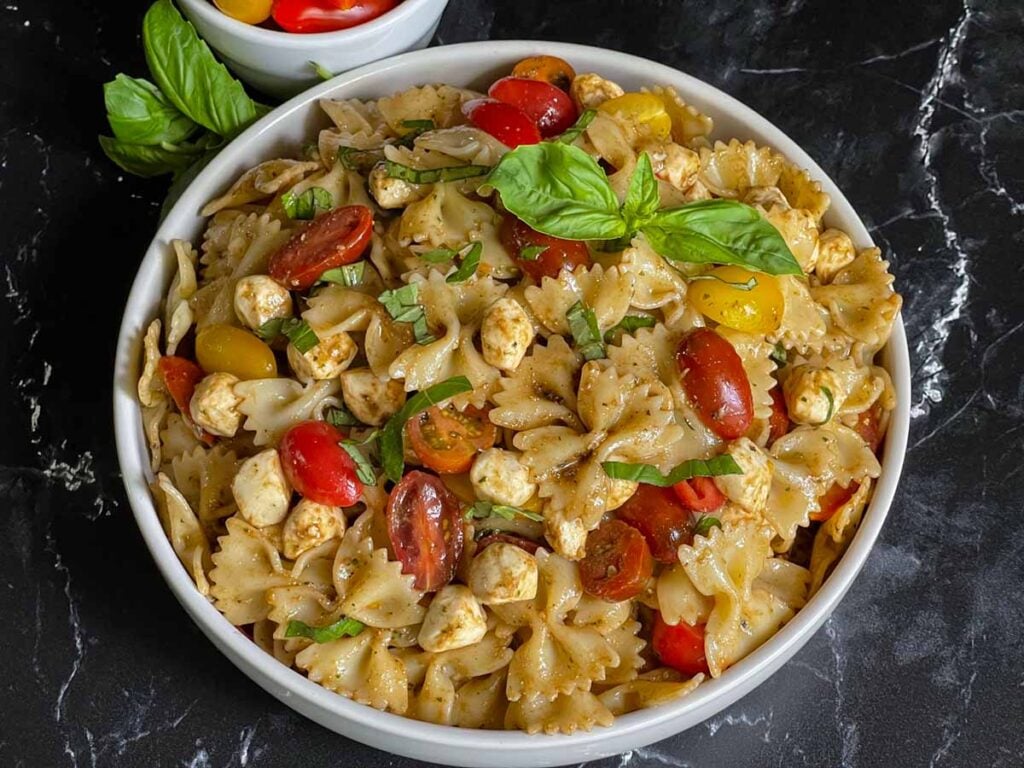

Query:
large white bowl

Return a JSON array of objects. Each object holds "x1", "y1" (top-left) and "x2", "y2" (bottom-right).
[
  {"x1": 113, "y1": 41, "x2": 910, "y2": 768},
  {"x1": 178, "y1": 0, "x2": 450, "y2": 97}
]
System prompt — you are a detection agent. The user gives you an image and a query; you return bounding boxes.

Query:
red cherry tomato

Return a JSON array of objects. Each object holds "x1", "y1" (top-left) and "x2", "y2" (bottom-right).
[
  {"x1": 672, "y1": 476, "x2": 726, "y2": 513},
  {"x1": 157, "y1": 356, "x2": 215, "y2": 444},
  {"x1": 268, "y1": 205, "x2": 373, "y2": 290},
  {"x1": 464, "y1": 99, "x2": 542, "y2": 148},
  {"x1": 475, "y1": 532, "x2": 542, "y2": 554},
  {"x1": 767, "y1": 385, "x2": 789, "y2": 445},
  {"x1": 579, "y1": 519, "x2": 654, "y2": 602},
  {"x1": 488, "y1": 77, "x2": 578, "y2": 138},
  {"x1": 676, "y1": 328, "x2": 754, "y2": 440},
  {"x1": 854, "y1": 403, "x2": 885, "y2": 454},
  {"x1": 652, "y1": 612, "x2": 709, "y2": 676},
  {"x1": 387, "y1": 470, "x2": 464, "y2": 591},
  {"x1": 811, "y1": 481, "x2": 859, "y2": 523},
  {"x1": 406, "y1": 405, "x2": 497, "y2": 474},
  {"x1": 270, "y1": 0, "x2": 398, "y2": 33},
  {"x1": 279, "y1": 420, "x2": 362, "y2": 506},
  {"x1": 616, "y1": 484, "x2": 693, "y2": 563},
  {"x1": 499, "y1": 214, "x2": 591, "y2": 281}
]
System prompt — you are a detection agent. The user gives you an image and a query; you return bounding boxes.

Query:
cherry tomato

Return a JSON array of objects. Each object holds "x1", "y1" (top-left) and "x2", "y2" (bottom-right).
[
  {"x1": 387, "y1": 470, "x2": 464, "y2": 591},
  {"x1": 214, "y1": 0, "x2": 273, "y2": 24},
  {"x1": 854, "y1": 404, "x2": 885, "y2": 453},
  {"x1": 270, "y1": 0, "x2": 398, "y2": 33},
  {"x1": 579, "y1": 519, "x2": 654, "y2": 602},
  {"x1": 268, "y1": 205, "x2": 373, "y2": 290},
  {"x1": 672, "y1": 476, "x2": 726, "y2": 513},
  {"x1": 651, "y1": 612, "x2": 709, "y2": 676},
  {"x1": 464, "y1": 99, "x2": 542, "y2": 148},
  {"x1": 475, "y1": 532, "x2": 542, "y2": 554},
  {"x1": 511, "y1": 55, "x2": 576, "y2": 92},
  {"x1": 676, "y1": 328, "x2": 753, "y2": 440},
  {"x1": 812, "y1": 482, "x2": 859, "y2": 523},
  {"x1": 598, "y1": 93, "x2": 672, "y2": 141},
  {"x1": 158, "y1": 356, "x2": 216, "y2": 444},
  {"x1": 616, "y1": 484, "x2": 693, "y2": 563},
  {"x1": 499, "y1": 214, "x2": 591, "y2": 281},
  {"x1": 279, "y1": 420, "x2": 362, "y2": 507},
  {"x1": 406, "y1": 405, "x2": 497, "y2": 474},
  {"x1": 767, "y1": 386, "x2": 790, "y2": 445},
  {"x1": 488, "y1": 77, "x2": 578, "y2": 138},
  {"x1": 688, "y1": 266, "x2": 783, "y2": 334},
  {"x1": 195, "y1": 324, "x2": 277, "y2": 380}
]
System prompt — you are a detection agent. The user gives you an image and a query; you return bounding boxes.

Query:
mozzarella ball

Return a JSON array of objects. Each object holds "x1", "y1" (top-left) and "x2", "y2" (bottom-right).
[
  {"x1": 604, "y1": 477, "x2": 639, "y2": 512},
  {"x1": 189, "y1": 372, "x2": 243, "y2": 437},
  {"x1": 417, "y1": 585, "x2": 488, "y2": 653},
  {"x1": 571, "y1": 73, "x2": 625, "y2": 110},
  {"x1": 469, "y1": 543, "x2": 538, "y2": 605},
  {"x1": 470, "y1": 448, "x2": 535, "y2": 508},
  {"x1": 784, "y1": 365, "x2": 845, "y2": 426},
  {"x1": 282, "y1": 499, "x2": 345, "y2": 559},
  {"x1": 545, "y1": 515, "x2": 587, "y2": 561},
  {"x1": 480, "y1": 298, "x2": 534, "y2": 372},
  {"x1": 232, "y1": 449, "x2": 292, "y2": 528},
  {"x1": 233, "y1": 275, "x2": 293, "y2": 330},
  {"x1": 713, "y1": 437, "x2": 772, "y2": 517},
  {"x1": 815, "y1": 228, "x2": 857, "y2": 284},
  {"x1": 340, "y1": 368, "x2": 407, "y2": 426},
  {"x1": 368, "y1": 164, "x2": 427, "y2": 209},
  {"x1": 287, "y1": 331, "x2": 357, "y2": 383}
]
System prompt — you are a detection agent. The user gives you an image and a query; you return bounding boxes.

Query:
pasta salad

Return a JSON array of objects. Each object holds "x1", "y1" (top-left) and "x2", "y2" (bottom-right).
[{"x1": 137, "y1": 55, "x2": 902, "y2": 734}]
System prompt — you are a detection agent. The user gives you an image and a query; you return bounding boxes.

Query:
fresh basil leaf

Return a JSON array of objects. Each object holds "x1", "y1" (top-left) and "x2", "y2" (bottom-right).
[
  {"x1": 566, "y1": 301, "x2": 605, "y2": 361},
  {"x1": 326, "y1": 404, "x2": 363, "y2": 428},
  {"x1": 419, "y1": 248, "x2": 457, "y2": 263},
  {"x1": 603, "y1": 314, "x2": 656, "y2": 344},
  {"x1": 554, "y1": 108, "x2": 596, "y2": 144},
  {"x1": 379, "y1": 376, "x2": 474, "y2": 482},
  {"x1": 601, "y1": 455, "x2": 743, "y2": 486},
  {"x1": 282, "y1": 186, "x2": 332, "y2": 220},
  {"x1": 396, "y1": 119, "x2": 435, "y2": 147},
  {"x1": 689, "y1": 272, "x2": 758, "y2": 291},
  {"x1": 104, "y1": 74, "x2": 197, "y2": 146},
  {"x1": 256, "y1": 318, "x2": 320, "y2": 354},
  {"x1": 319, "y1": 262, "x2": 365, "y2": 287},
  {"x1": 693, "y1": 515, "x2": 722, "y2": 537},
  {"x1": 621, "y1": 153, "x2": 660, "y2": 230},
  {"x1": 484, "y1": 142, "x2": 627, "y2": 240},
  {"x1": 310, "y1": 60, "x2": 334, "y2": 81},
  {"x1": 340, "y1": 440, "x2": 377, "y2": 485},
  {"x1": 378, "y1": 284, "x2": 435, "y2": 345},
  {"x1": 820, "y1": 386, "x2": 835, "y2": 424},
  {"x1": 643, "y1": 200, "x2": 802, "y2": 276},
  {"x1": 770, "y1": 342, "x2": 788, "y2": 367},
  {"x1": 285, "y1": 617, "x2": 364, "y2": 643},
  {"x1": 338, "y1": 146, "x2": 384, "y2": 173},
  {"x1": 464, "y1": 501, "x2": 543, "y2": 523},
  {"x1": 384, "y1": 161, "x2": 491, "y2": 184},
  {"x1": 446, "y1": 242, "x2": 482, "y2": 284},
  {"x1": 518, "y1": 245, "x2": 547, "y2": 261},
  {"x1": 98, "y1": 135, "x2": 204, "y2": 177},
  {"x1": 142, "y1": 0, "x2": 260, "y2": 138}
]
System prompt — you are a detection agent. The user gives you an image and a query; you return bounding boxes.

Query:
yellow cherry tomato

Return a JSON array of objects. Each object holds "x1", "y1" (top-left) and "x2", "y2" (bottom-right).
[
  {"x1": 689, "y1": 266, "x2": 784, "y2": 334},
  {"x1": 598, "y1": 93, "x2": 673, "y2": 141},
  {"x1": 195, "y1": 324, "x2": 278, "y2": 380},
  {"x1": 213, "y1": 0, "x2": 273, "y2": 25}
]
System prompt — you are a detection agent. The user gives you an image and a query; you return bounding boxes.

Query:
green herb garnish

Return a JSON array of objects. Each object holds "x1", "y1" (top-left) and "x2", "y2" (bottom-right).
[
  {"x1": 310, "y1": 61, "x2": 334, "y2": 81},
  {"x1": 282, "y1": 186, "x2": 332, "y2": 220},
  {"x1": 318, "y1": 262, "x2": 366, "y2": 287},
  {"x1": 446, "y1": 242, "x2": 482, "y2": 284},
  {"x1": 603, "y1": 314, "x2": 656, "y2": 344},
  {"x1": 340, "y1": 440, "x2": 377, "y2": 485},
  {"x1": 464, "y1": 501, "x2": 544, "y2": 523},
  {"x1": 396, "y1": 119, "x2": 435, "y2": 147},
  {"x1": 256, "y1": 317, "x2": 320, "y2": 354},
  {"x1": 566, "y1": 301, "x2": 605, "y2": 361},
  {"x1": 518, "y1": 245, "x2": 548, "y2": 261},
  {"x1": 770, "y1": 342, "x2": 788, "y2": 367},
  {"x1": 326, "y1": 405, "x2": 363, "y2": 428},
  {"x1": 820, "y1": 386, "x2": 835, "y2": 424},
  {"x1": 338, "y1": 146, "x2": 385, "y2": 173},
  {"x1": 554, "y1": 108, "x2": 596, "y2": 144},
  {"x1": 693, "y1": 515, "x2": 723, "y2": 537},
  {"x1": 601, "y1": 455, "x2": 743, "y2": 486},
  {"x1": 690, "y1": 273, "x2": 758, "y2": 291},
  {"x1": 384, "y1": 161, "x2": 491, "y2": 184},
  {"x1": 378, "y1": 283, "x2": 435, "y2": 345},
  {"x1": 419, "y1": 248, "x2": 457, "y2": 263},
  {"x1": 285, "y1": 617, "x2": 364, "y2": 643}
]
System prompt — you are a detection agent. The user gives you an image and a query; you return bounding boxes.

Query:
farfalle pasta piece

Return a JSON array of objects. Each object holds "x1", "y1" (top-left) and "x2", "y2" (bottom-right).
[
  {"x1": 601, "y1": 619, "x2": 645, "y2": 685},
  {"x1": 201, "y1": 159, "x2": 322, "y2": 216},
  {"x1": 525, "y1": 264, "x2": 636, "y2": 337},
  {"x1": 767, "y1": 275, "x2": 832, "y2": 355},
  {"x1": 645, "y1": 85, "x2": 714, "y2": 145},
  {"x1": 138, "y1": 319, "x2": 164, "y2": 409},
  {"x1": 414, "y1": 126, "x2": 509, "y2": 167},
  {"x1": 234, "y1": 378, "x2": 340, "y2": 446},
  {"x1": 170, "y1": 444, "x2": 238, "y2": 533},
  {"x1": 278, "y1": 162, "x2": 374, "y2": 215},
  {"x1": 505, "y1": 689, "x2": 614, "y2": 735},
  {"x1": 599, "y1": 669, "x2": 704, "y2": 716},
  {"x1": 778, "y1": 162, "x2": 831, "y2": 223},
  {"x1": 209, "y1": 516, "x2": 296, "y2": 624},
  {"x1": 811, "y1": 248, "x2": 902, "y2": 353},
  {"x1": 618, "y1": 239, "x2": 688, "y2": 310},
  {"x1": 302, "y1": 285, "x2": 382, "y2": 336},
  {"x1": 490, "y1": 335, "x2": 583, "y2": 432},
  {"x1": 699, "y1": 139, "x2": 783, "y2": 197},
  {"x1": 320, "y1": 96, "x2": 392, "y2": 136},
  {"x1": 451, "y1": 670, "x2": 508, "y2": 729},
  {"x1": 296, "y1": 628, "x2": 409, "y2": 713},
  {"x1": 809, "y1": 479, "x2": 872, "y2": 592},
  {"x1": 165, "y1": 240, "x2": 198, "y2": 355},
  {"x1": 158, "y1": 412, "x2": 200, "y2": 469},
  {"x1": 377, "y1": 84, "x2": 479, "y2": 133},
  {"x1": 153, "y1": 473, "x2": 213, "y2": 595},
  {"x1": 716, "y1": 328, "x2": 777, "y2": 421},
  {"x1": 397, "y1": 182, "x2": 498, "y2": 250},
  {"x1": 761, "y1": 204, "x2": 819, "y2": 274},
  {"x1": 655, "y1": 563, "x2": 713, "y2": 627}
]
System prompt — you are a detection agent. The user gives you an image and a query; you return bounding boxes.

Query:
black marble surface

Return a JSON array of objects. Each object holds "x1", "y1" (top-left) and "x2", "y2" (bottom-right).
[{"x1": 2, "y1": 0, "x2": 1022, "y2": 766}]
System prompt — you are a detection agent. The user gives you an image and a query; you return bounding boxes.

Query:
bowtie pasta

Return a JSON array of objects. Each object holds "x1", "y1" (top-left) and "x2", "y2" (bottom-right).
[{"x1": 138, "y1": 55, "x2": 901, "y2": 735}]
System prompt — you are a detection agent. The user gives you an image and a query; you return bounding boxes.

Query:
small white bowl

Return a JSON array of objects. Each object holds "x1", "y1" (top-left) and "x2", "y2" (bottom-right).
[
  {"x1": 178, "y1": 0, "x2": 450, "y2": 97},
  {"x1": 114, "y1": 41, "x2": 910, "y2": 768}
]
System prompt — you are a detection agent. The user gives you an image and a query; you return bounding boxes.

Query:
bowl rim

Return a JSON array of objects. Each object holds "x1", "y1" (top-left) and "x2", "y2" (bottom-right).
[
  {"x1": 177, "y1": 0, "x2": 444, "y2": 46},
  {"x1": 113, "y1": 39, "x2": 910, "y2": 763}
]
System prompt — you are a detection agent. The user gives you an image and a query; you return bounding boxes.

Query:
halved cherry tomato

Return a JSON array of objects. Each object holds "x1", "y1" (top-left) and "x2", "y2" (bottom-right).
[
  {"x1": 652, "y1": 612, "x2": 709, "y2": 676},
  {"x1": 511, "y1": 55, "x2": 576, "y2": 92},
  {"x1": 157, "y1": 356, "x2": 216, "y2": 444},
  {"x1": 464, "y1": 99, "x2": 542, "y2": 148},
  {"x1": 268, "y1": 205, "x2": 373, "y2": 290},
  {"x1": 579, "y1": 519, "x2": 654, "y2": 602},
  {"x1": 672, "y1": 476, "x2": 726, "y2": 513},
  {"x1": 387, "y1": 470, "x2": 464, "y2": 591},
  {"x1": 406, "y1": 405, "x2": 497, "y2": 474},
  {"x1": 195, "y1": 324, "x2": 277, "y2": 380},
  {"x1": 271, "y1": 0, "x2": 398, "y2": 33},
  {"x1": 499, "y1": 214, "x2": 591, "y2": 281},
  {"x1": 688, "y1": 266, "x2": 783, "y2": 334},
  {"x1": 475, "y1": 532, "x2": 541, "y2": 554},
  {"x1": 488, "y1": 77, "x2": 578, "y2": 138},
  {"x1": 279, "y1": 420, "x2": 362, "y2": 507},
  {"x1": 854, "y1": 403, "x2": 885, "y2": 453},
  {"x1": 767, "y1": 386, "x2": 789, "y2": 445},
  {"x1": 616, "y1": 484, "x2": 693, "y2": 563},
  {"x1": 214, "y1": 0, "x2": 273, "y2": 24},
  {"x1": 676, "y1": 328, "x2": 753, "y2": 440},
  {"x1": 598, "y1": 93, "x2": 672, "y2": 141},
  {"x1": 812, "y1": 482, "x2": 859, "y2": 523}
]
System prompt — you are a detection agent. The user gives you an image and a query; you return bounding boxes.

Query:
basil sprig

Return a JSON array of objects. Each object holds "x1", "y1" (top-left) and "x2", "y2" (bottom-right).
[
  {"x1": 256, "y1": 317, "x2": 319, "y2": 354},
  {"x1": 282, "y1": 187, "x2": 332, "y2": 220},
  {"x1": 464, "y1": 501, "x2": 544, "y2": 523},
  {"x1": 285, "y1": 617, "x2": 364, "y2": 643},
  {"x1": 566, "y1": 301, "x2": 605, "y2": 361},
  {"x1": 485, "y1": 142, "x2": 802, "y2": 276},
  {"x1": 380, "y1": 376, "x2": 474, "y2": 482},
  {"x1": 601, "y1": 455, "x2": 742, "y2": 486}
]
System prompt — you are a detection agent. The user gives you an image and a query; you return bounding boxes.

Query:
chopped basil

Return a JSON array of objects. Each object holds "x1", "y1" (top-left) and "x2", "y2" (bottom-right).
[
  {"x1": 464, "y1": 501, "x2": 543, "y2": 523},
  {"x1": 379, "y1": 376, "x2": 474, "y2": 482},
  {"x1": 318, "y1": 261, "x2": 365, "y2": 287},
  {"x1": 378, "y1": 283, "x2": 435, "y2": 345},
  {"x1": 821, "y1": 386, "x2": 835, "y2": 424},
  {"x1": 419, "y1": 248, "x2": 457, "y2": 263},
  {"x1": 518, "y1": 245, "x2": 547, "y2": 261},
  {"x1": 281, "y1": 186, "x2": 332, "y2": 220},
  {"x1": 693, "y1": 515, "x2": 722, "y2": 537},
  {"x1": 446, "y1": 242, "x2": 482, "y2": 284},
  {"x1": 770, "y1": 342, "x2": 788, "y2": 367},
  {"x1": 603, "y1": 314, "x2": 656, "y2": 344},
  {"x1": 326, "y1": 404, "x2": 363, "y2": 428},
  {"x1": 285, "y1": 617, "x2": 364, "y2": 643},
  {"x1": 384, "y1": 160, "x2": 491, "y2": 184},
  {"x1": 689, "y1": 272, "x2": 758, "y2": 291},
  {"x1": 338, "y1": 146, "x2": 385, "y2": 173},
  {"x1": 256, "y1": 317, "x2": 320, "y2": 354},
  {"x1": 601, "y1": 455, "x2": 742, "y2": 486},
  {"x1": 310, "y1": 60, "x2": 334, "y2": 81},
  {"x1": 396, "y1": 118, "x2": 435, "y2": 147},
  {"x1": 340, "y1": 440, "x2": 377, "y2": 485},
  {"x1": 554, "y1": 108, "x2": 596, "y2": 144},
  {"x1": 566, "y1": 301, "x2": 605, "y2": 361}
]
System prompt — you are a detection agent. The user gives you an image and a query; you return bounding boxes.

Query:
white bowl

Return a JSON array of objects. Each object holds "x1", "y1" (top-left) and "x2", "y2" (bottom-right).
[
  {"x1": 178, "y1": 0, "x2": 450, "y2": 97},
  {"x1": 113, "y1": 41, "x2": 910, "y2": 768}
]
